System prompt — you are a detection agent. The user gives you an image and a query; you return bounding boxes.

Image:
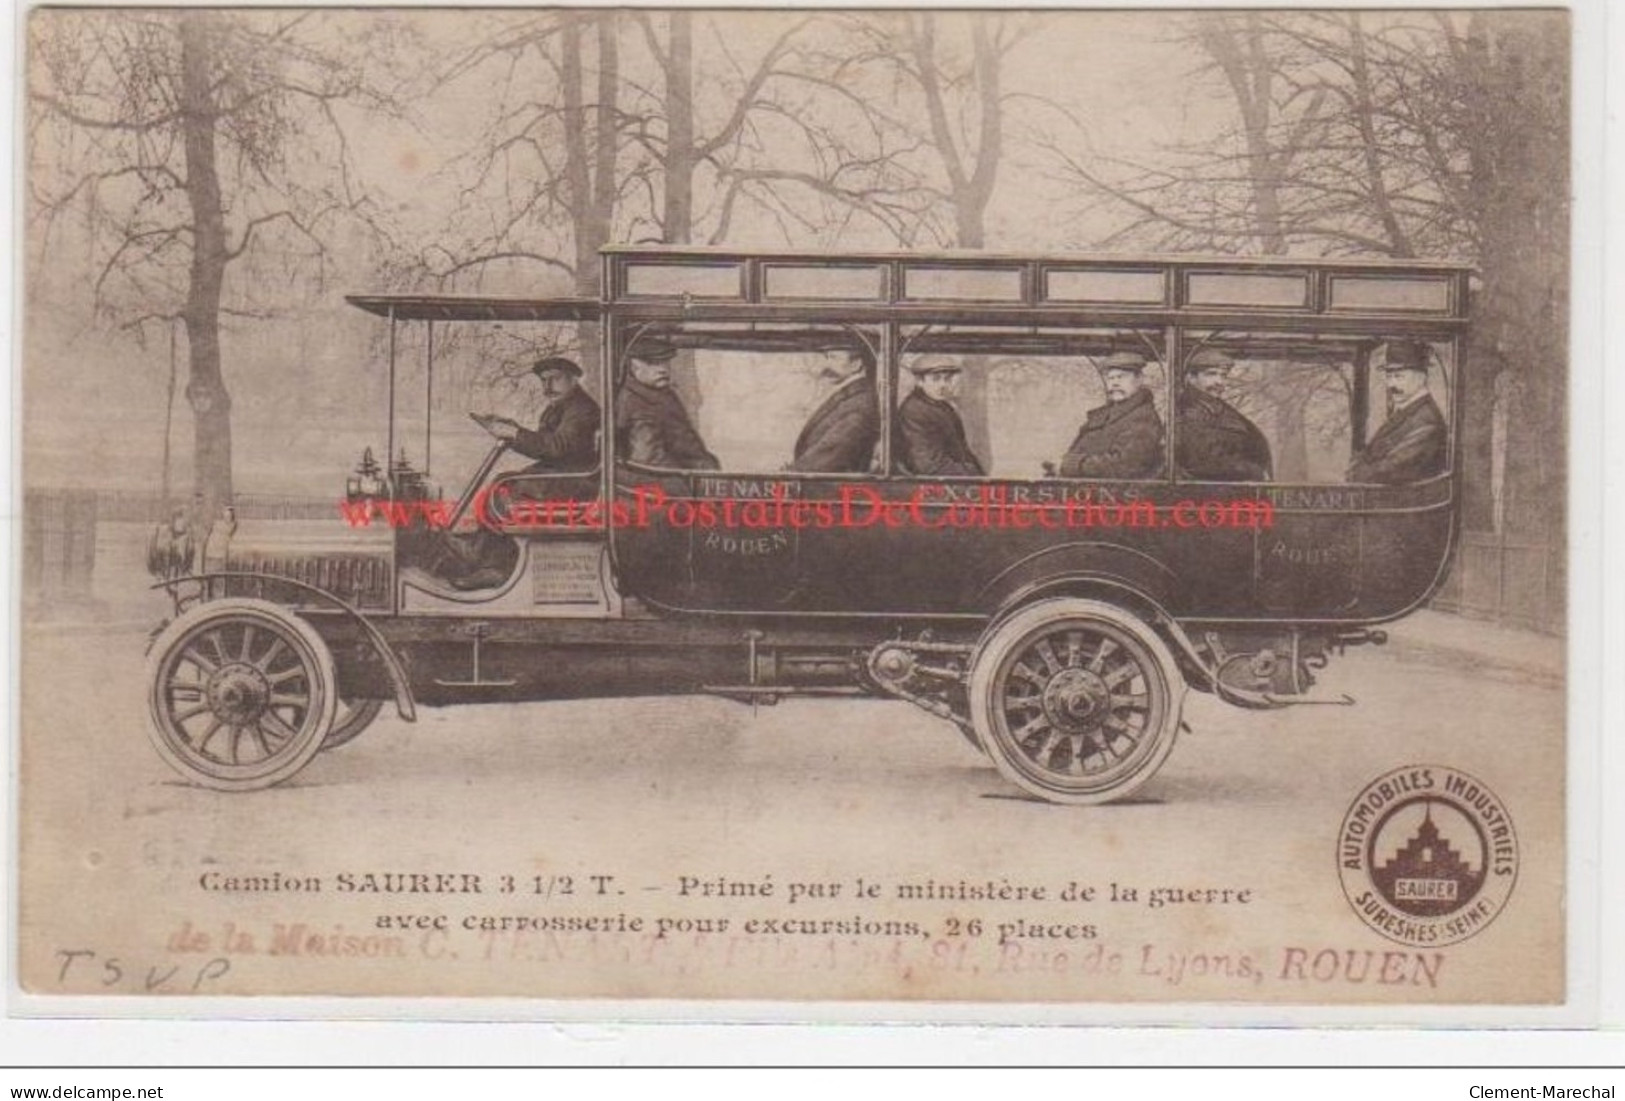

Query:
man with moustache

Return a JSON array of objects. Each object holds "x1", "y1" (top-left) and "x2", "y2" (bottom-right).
[
  {"x1": 1058, "y1": 351, "x2": 1165, "y2": 479},
  {"x1": 895, "y1": 357, "x2": 985, "y2": 476},
  {"x1": 788, "y1": 345, "x2": 879, "y2": 474},
  {"x1": 442, "y1": 355, "x2": 602, "y2": 591},
  {"x1": 1176, "y1": 346, "x2": 1271, "y2": 482},
  {"x1": 615, "y1": 339, "x2": 721, "y2": 470},
  {"x1": 475, "y1": 356, "x2": 600, "y2": 473},
  {"x1": 1346, "y1": 340, "x2": 1448, "y2": 484}
]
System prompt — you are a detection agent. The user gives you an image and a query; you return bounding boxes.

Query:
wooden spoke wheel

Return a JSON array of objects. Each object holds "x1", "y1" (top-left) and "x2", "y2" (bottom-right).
[
  {"x1": 322, "y1": 698, "x2": 386, "y2": 751},
  {"x1": 146, "y1": 600, "x2": 338, "y2": 791},
  {"x1": 970, "y1": 599, "x2": 1183, "y2": 805}
]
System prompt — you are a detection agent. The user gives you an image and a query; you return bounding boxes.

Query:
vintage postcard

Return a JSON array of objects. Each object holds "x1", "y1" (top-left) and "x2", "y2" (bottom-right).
[{"x1": 15, "y1": 6, "x2": 1576, "y2": 1012}]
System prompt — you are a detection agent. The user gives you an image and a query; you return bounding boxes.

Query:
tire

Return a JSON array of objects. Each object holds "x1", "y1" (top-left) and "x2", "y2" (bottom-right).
[
  {"x1": 146, "y1": 599, "x2": 338, "y2": 791},
  {"x1": 322, "y1": 698, "x2": 385, "y2": 751},
  {"x1": 969, "y1": 598, "x2": 1184, "y2": 805}
]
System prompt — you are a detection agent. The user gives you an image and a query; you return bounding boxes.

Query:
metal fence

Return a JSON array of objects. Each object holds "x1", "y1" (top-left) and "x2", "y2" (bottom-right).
[
  {"x1": 1429, "y1": 530, "x2": 1562, "y2": 635},
  {"x1": 23, "y1": 488, "x2": 337, "y2": 617},
  {"x1": 91, "y1": 488, "x2": 337, "y2": 522},
  {"x1": 23, "y1": 488, "x2": 99, "y2": 607}
]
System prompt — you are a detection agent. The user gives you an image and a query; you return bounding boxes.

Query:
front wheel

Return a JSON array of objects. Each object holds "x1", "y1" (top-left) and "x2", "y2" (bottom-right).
[
  {"x1": 146, "y1": 599, "x2": 338, "y2": 791},
  {"x1": 323, "y1": 698, "x2": 385, "y2": 751},
  {"x1": 969, "y1": 598, "x2": 1184, "y2": 805}
]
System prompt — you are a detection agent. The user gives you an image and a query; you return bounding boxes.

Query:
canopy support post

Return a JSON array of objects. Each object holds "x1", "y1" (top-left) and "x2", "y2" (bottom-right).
[
  {"x1": 387, "y1": 305, "x2": 398, "y2": 489},
  {"x1": 424, "y1": 319, "x2": 435, "y2": 477}
]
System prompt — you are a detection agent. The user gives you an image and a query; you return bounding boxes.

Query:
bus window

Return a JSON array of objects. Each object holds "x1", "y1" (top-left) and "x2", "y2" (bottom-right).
[
  {"x1": 899, "y1": 333, "x2": 1167, "y2": 481},
  {"x1": 686, "y1": 343, "x2": 879, "y2": 475},
  {"x1": 1180, "y1": 335, "x2": 1351, "y2": 485},
  {"x1": 1354, "y1": 339, "x2": 1452, "y2": 484},
  {"x1": 984, "y1": 348, "x2": 1167, "y2": 482}
]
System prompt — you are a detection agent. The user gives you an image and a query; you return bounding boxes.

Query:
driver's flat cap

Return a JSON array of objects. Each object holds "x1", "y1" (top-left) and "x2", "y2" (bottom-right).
[{"x1": 532, "y1": 356, "x2": 583, "y2": 378}]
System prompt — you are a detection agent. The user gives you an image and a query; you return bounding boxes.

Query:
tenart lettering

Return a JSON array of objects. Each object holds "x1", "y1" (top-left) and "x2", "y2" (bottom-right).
[
  {"x1": 1265, "y1": 487, "x2": 1365, "y2": 510},
  {"x1": 694, "y1": 477, "x2": 799, "y2": 499}
]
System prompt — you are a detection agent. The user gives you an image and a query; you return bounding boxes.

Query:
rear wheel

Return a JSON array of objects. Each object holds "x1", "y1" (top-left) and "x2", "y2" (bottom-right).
[
  {"x1": 969, "y1": 599, "x2": 1183, "y2": 805},
  {"x1": 147, "y1": 600, "x2": 338, "y2": 791}
]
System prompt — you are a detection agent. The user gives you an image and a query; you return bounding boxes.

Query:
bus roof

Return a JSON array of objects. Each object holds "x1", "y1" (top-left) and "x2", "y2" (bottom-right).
[
  {"x1": 347, "y1": 248, "x2": 1472, "y2": 329},
  {"x1": 599, "y1": 243, "x2": 1473, "y2": 273}
]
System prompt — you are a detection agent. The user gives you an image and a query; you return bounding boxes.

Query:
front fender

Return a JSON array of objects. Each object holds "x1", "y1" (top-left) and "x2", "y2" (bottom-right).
[{"x1": 153, "y1": 572, "x2": 416, "y2": 722}]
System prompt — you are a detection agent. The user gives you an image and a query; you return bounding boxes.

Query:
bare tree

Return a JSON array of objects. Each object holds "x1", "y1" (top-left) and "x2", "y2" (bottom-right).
[
  {"x1": 1059, "y1": 10, "x2": 1567, "y2": 564},
  {"x1": 29, "y1": 9, "x2": 401, "y2": 513},
  {"x1": 414, "y1": 10, "x2": 940, "y2": 413},
  {"x1": 27, "y1": 9, "x2": 399, "y2": 513},
  {"x1": 833, "y1": 13, "x2": 1033, "y2": 461}
]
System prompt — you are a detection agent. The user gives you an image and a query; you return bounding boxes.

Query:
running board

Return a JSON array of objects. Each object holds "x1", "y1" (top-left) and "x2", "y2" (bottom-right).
[
  {"x1": 1262, "y1": 691, "x2": 1355, "y2": 707},
  {"x1": 701, "y1": 685, "x2": 867, "y2": 707}
]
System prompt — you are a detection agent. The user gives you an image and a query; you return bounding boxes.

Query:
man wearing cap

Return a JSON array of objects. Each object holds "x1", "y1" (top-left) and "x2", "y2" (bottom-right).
[
  {"x1": 440, "y1": 356, "x2": 602, "y2": 591},
  {"x1": 788, "y1": 346, "x2": 880, "y2": 474},
  {"x1": 1058, "y1": 351, "x2": 1165, "y2": 479},
  {"x1": 615, "y1": 339, "x2": 721, "y2": 470},
  {"x1": 896, "y1": 358, "x2": 985, "y2": 477},
  {"x1": 477, "y1": 356, "x2": 601, "y2": 473},
  {"x1": 1346, "y1": 340, "x2": 1447, "y2": 484},
  {"x1": 1176, "y1": 347, "x2": 1271, "y2": 482}
]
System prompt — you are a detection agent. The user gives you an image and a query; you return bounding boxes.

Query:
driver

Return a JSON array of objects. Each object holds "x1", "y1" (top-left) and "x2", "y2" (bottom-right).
[
  {"x1": 477, "y1": 356, "x2": 600, "y2": 473},
  {"x1": 439, "y1": 357, "x2": 601, "y2": 592}
]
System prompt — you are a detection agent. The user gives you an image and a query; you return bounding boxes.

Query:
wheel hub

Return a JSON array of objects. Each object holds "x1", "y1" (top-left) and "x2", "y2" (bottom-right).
[
  {"x1": 206, "y1": 663, "x2": 271, "y2": 724},
  {"x1": 1040, "y1": 666, "x2": 1111, "y2": 733}
]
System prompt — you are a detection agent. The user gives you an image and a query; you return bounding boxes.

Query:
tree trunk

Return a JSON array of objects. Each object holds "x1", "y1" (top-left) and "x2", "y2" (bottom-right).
[
  {"x1": 1197, "y1": 13, "x2": 1287, "y2": 255},
  {"x1": 1346, "y1": 14, "x2": 1413, "y2": 257},
  {"x1": 563, "y1": 15, "x2": 618, "y2": 380},
  {"x1": 1460, "y1": 14, "x2": 1567, "y2": 552},
  {"x1": 1273, "y1": 390, "x2": 1312, "y2": 483},
  {"x1": 179, "y1": 13, "x2": 233, "y2": 515},
  {"x1": 915, "y1": 13, "x2": 1003, "y2": 465},
  {"x1": 658, "y1": 12, "x2": 703, "y2": 416},
  {"x1": 662, "y1": 12, "x2": 694, "y2": 245}
]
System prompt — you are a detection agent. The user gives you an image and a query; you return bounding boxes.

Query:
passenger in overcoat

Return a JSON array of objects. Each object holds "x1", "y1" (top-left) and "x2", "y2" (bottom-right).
[
  {"x1": 615, "y1": 342, "x2": 721, "y2": 471},
  {"x1": 1176, "y1": 347, "x2": 1271, "y2": 482},
  {"x1": 1058, "y1": 351, "x2": 1166, "y2": 479},
  {"x1": 1346, "y1": 340, "x2": 1448, "y2": 484},
  {"x1": 895, "y1": 358, "x2": 985, "y2": 477},
  {"x1": 789, "y1": 348, "x2": 879, "y2": 474}
]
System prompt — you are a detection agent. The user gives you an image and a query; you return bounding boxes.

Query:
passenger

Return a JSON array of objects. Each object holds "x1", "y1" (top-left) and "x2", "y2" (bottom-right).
[
  {"x1": 1346, "y1": 340, "x2": 1447, "y2": 484},
  {"x1": 1176, "y1": 347, "x2": 1271, "y2": 482},
  {"x1": 1058, "y1": 351, "x2": 1165, "y2": 479},
  {"x1": 475, "y1": 356, "x2": 600, "y2": 473},
  {"x1": 788, "y1": 346, "x2": 879, "y2": 474},
  {"x1": 615, "y1": 340, "x2": 721, "y2": 470},
  {"x1": 895, "y1": 358, "x2": 985, "y2": 476}
]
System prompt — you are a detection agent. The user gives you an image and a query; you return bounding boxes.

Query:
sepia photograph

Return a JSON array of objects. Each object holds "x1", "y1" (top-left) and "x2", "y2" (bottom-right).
[{"x1": 15, "y1": 5, "x2": 1576, "y2": 1012}]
